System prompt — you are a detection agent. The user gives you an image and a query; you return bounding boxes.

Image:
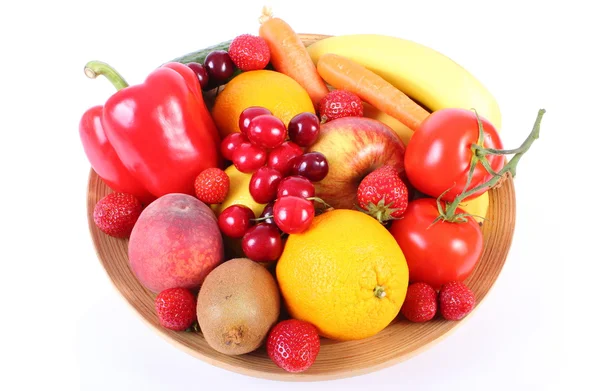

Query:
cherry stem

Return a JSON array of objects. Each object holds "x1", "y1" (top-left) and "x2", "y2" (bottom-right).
[
  {"x1": 84, "y1": 60, "x2": 129, "y2": 91},
  {"x1": 307, "y1": 196, "x2": 332, "y2": 209},
  {"x1": 444, "y1": 108, "x2": 546, "y2": 218}
]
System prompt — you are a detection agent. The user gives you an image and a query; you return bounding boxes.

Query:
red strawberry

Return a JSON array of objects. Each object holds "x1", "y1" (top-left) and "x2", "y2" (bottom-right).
[
  {"x1": 400, "y1": 282, "x2": 438, "y2": 322},
  {"x1": 318, "y1": 90, "x2": 363, "y2": 123},
  {"x1": 228, "y1": 34, "x2": 271, "y2": 71},
  {"x1": 93, "y1": 192, "x2": 143, "y2": 238},
  {"x1": 439, "y1": 281, "x2": 476, "y2": 321},
  {"x1": 194, "y1": 168, "x2": 230, "y2": 204},
  {"x1": 266, "y1": 319, "x2": 320, "y2": 373},
  {"x1": 154, "y1": 288, "x2": 197, "y2": 331},
  {"x1": 357, "y1": 165, "x2": 408, "y2": 223}
]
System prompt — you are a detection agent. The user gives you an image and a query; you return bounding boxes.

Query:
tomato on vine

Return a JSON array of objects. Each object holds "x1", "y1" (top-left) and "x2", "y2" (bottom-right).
[
  {"x1": 392, "y1": 109, "x2": 546, "y2": 288},
  {"x1": 405, "y1": 108, "x2": 505, "y2": 202}
]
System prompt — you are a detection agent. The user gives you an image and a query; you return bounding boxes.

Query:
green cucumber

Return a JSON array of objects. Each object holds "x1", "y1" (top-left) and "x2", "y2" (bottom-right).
[
  {"x1": 166, "y1": 39, "x2": 275, "y2": 84},
  {"x1": 169, "y1": 40, "x2": 232, "y2": 64}
]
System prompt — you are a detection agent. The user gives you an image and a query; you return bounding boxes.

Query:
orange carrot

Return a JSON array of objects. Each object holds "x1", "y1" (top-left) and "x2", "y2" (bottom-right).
[
  {"x1": 317, "y1": 53, "x2": 429, "y2": 131},
  {"x1": 258, "y1": 7, "x2": 329, "y2": 108}
]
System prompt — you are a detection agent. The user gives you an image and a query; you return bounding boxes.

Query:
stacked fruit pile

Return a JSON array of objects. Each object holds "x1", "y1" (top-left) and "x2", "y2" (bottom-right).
[{"x1": 81, "y1": 8, "x2": 544, "y2": 373}]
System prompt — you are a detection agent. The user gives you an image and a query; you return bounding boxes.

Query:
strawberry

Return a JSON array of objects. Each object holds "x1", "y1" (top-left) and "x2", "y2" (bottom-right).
[
  {"x1": 400, "y1": 282, "x2": 438, "y2": 322},
  {"x1": 194, "y1": 168, "x2": 230, "y2": 204},
  {"x1": 439, "y1": 281, "x2": 476, "y2": 321},
  {"x1": 266, "y1": 319, "x2": 320, "y2": 373},
  {"x1": 93, "y1": 192, "x2": 143, "y2": 238},
  {"x1": 318, "y1": 90, "x2": 363, "y2": 123},
  {"x1": 228, "y1": 34, "x2": 271, "y2": 71},
  {"x1": 357, "y1": 165, "x2": 408, "y2": 223},
  {"x1": 154, "y1": 288, "x2": 197, "y2": 331}
]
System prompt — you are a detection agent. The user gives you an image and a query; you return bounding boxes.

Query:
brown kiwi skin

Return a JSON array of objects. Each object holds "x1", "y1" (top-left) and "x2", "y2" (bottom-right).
[{"x1": 196, "y1": 258, "x2": 281, "y2": 355}]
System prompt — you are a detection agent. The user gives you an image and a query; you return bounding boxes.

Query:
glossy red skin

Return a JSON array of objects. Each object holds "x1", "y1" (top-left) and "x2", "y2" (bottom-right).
[
  {"x1": 79, "y1": 106, "x2": 153, "y2": 204},
  {"x1": 82, "y1": 62, "x2": 221, "y2": 199},
  {"x1": 242, "y1": 223, "x2": 283, "y2": 262},
  {"x1": 288, "y1": 112, "x2": 320, "y2": 147},
  {"x1": 239, "y1": 106, "x2": 272, "y2": 136},
  {"x1": 405, "y1": 108, "x2": 504, "y2": 202},
  {"x1": 267, "y1": 141, "x2": 304, "y2": 175},
  {"x1": 232, "y1": 143, "x2": 267, "y2": 173},
  {"x1": 389, "y1": 198, "x2": 483, "y2": 290},
  {"x1": 290, "y1": 152, "x2": 329, "y2": 182},
  {"x1": 277, "y1": 176, "x2": 315, "y2": 199},
  {"x1": 249, "y1": 167, "x2": 283, "y2": 204},
  {"x1": 221, "y1": 132, "x2": 248, "y2": 161},
  {"x1": 248, "y1": 115, "x2": 288, "y2": 149},
  {"x1": 273, "y1": 196, "x2": 315, "y2": 234},
  {"x1": 218, "y1": 205, "x2": 255, "y2": 238}
]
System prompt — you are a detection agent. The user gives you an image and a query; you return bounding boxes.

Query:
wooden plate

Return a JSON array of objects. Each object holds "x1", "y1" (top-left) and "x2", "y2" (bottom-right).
[{"x1": 85, "y1": 34, "x2": 516, "y2": 381}]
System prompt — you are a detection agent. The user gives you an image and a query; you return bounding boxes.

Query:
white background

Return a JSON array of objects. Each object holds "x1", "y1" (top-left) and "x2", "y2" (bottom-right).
[{"x1": 0, "y1": 0, "x2": 596, "y2": 390}]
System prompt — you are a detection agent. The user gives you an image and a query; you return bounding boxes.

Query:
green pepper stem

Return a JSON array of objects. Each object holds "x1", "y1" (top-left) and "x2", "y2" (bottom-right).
[
  {"x1": 84, "y1": 61, "x2": 129, "y2": 91},
  {"x1": 444, "y1": 109, "x2": 546, "y2": 218}
]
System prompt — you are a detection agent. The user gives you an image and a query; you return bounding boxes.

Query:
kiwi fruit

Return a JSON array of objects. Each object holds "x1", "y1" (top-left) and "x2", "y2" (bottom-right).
[{"x1": 196, "y1": 258, "x2": 280, "y2": 355}]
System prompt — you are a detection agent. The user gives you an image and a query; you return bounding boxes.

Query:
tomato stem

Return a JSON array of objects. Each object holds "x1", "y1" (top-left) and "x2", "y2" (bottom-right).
[
  {"x1": 84, "y1": 60, "x2": 129, "y2": 91},
  {"x1": 443, "y1": 109, "x2": 546, "y2": 219}
]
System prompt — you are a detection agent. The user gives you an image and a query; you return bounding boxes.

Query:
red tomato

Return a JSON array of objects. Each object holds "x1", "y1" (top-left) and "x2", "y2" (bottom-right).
[
  {"x1": 389, "y1": 198, "x2": 483, "y2": 289},
  {"x1": 405, "y1": 108, "x2": 504, "y2": 202}
]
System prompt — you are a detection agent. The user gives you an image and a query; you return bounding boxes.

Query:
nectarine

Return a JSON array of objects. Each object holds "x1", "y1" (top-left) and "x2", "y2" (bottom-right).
[{"x1": 128, "y1": 194, "x2": 224, "y2": 293}]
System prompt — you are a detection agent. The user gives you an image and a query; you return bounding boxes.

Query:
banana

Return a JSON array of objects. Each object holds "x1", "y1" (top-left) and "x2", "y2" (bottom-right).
[
  {"x1": 458, "y1": 192, "x2": 489, "y2": 224},
  {"x1": 307, "y1": 34, "x2": 502, "y2": 131},
  {"x1": 309, "y1": 34, "x2": 497, "y2": 223},
  {"x1": 362, "y1": 103, "x2": 413, "y2": 146}
]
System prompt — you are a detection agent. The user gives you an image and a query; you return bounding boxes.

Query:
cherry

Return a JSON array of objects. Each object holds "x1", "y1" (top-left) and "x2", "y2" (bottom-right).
[
  {"x1": 277, "y1": 176, "x2": 315, "y2": 199},
  {"x1": 249, "y1": 167, "x2": 283, "y2": 204},
  {"x1": 290, "y1": 152, "x2": 329, "y2": 182},
  {"x1": 259, "y1": 201, "x2": 276, "y2": 226},
  {"x1": 221, "y1": 132, "x2": 249, "y2": 161},
  {"x1": 232, "y1": 143, "x2": 267, "y2": 173},
  {"x1": 247, "y1": 114, "x2": 288, "y2": 149},
  {"x1": 204, "y1": 50, "x2": 235, "y2": 85},
  {"x1": 242, "y1": 223, "x2": 283, "y2": 262},
  {"x1": 288, "y1": 112, "x2": 320, "y2": 147},
  {"x1": 273, "y1": 196, "x2": 315, "y2": 234},
  {"x1": 239, "y1": 107, "x2": 272, "y2": 136},
  {"x1": 186, "y1": 62, "x2": 210, "y2": 90},
  {"x1": 267, "y1": 141, "x2": 304, "y2": 175},
  {"x1": 218, "y1": 205, "x2": 255, "y2": 238}
]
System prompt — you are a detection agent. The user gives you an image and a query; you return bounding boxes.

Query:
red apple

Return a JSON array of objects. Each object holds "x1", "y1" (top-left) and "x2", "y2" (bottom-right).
[{"x1": 306, "y1": 117, "x2": 406, "y2": 209}]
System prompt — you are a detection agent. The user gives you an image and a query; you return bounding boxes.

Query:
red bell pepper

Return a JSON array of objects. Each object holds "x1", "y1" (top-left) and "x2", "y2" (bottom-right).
[{"x1": 79, "y1": 61, "x2": 221, "y2": 204}]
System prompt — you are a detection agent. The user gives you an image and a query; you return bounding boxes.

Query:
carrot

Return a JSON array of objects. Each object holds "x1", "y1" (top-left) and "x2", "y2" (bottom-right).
[
  {"x1": 316, "y1": 53, "x2": 429, "y2": 131},
  {"x1": 258, "y1": 7, "x2": 329, "y2": 108}
]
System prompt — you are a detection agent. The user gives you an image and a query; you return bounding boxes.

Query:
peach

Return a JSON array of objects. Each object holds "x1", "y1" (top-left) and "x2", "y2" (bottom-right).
[{"x1": 128, "y1": 193, "x2": 224, "y2": 293}]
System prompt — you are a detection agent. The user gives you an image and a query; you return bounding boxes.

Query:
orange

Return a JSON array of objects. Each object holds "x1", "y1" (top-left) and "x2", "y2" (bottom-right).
[
  {"x1": 276, "y1": 209, "x2": 409, "y2": 341},
  {"x1": 211, "y1": 70, "x2": 315, "y2": 138}
]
